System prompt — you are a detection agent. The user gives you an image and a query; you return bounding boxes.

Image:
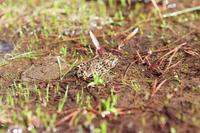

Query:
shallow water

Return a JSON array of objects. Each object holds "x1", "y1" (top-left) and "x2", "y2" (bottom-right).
[{"x1": 0, "y1": 41, "x2": 13, "y2": 54}]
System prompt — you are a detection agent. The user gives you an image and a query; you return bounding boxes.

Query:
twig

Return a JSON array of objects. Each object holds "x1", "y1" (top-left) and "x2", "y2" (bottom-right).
[
  {"x1": 136, "y1": 50, "x2": 145, "y2": 64},
  {"x1": 118, "y1": 27, "x2": 139, "y2": 50},
  {"x1": 56, "y1": 56, "x2": 62, "y2": 80},
  {"x1": 116, "y1": 5, "x2": 199, "y2": 37},
  {"x1": 144, "y1": 56, "x2": 152, "y2": 66},
  {"x1": 61, "y1": 59, "x2": 78, "y2": 80},
  {"x1": 159, "y1": 42, "x2": 186, "y2": 62},
  {"x1": 152, "y1": 48, "x2": 171, "y2": 53},
  {"x1": 151, "y1": 79, "x2": 167, "y2": 97},
  {"x1": 152, "y1": 79, "x2": 158, "y2": 93},
  {"x1": 164, "y1": 60, "x2": 181, "y2": 72},
  {"x1": 165, "y1": 46, "x2": 179, "y2": 69},
  {"x1": 124, "y1": 28, "x2": 139, "y2": 42},
  {"x1": 115, "y1": 18, "x2": 153, "y2": 36},
  {"x1": 166, "y1": 43, "x2": 186, "y2": 70},
  {"x1": 56, "y1": 109, "x2": 81, "y2": 126},
  {"x1": 183, "y1": 49, "x2": 200, "y2": 57},
  {"x1": 157, "y1": 30, "x2": 194, "y2": 53},
  {"x1": 89, "y1": 31, "x2": 101, "y2": 50},
  {"x1": 59, "y1": 108, "x2": 78, "y2": 115},
  {"x1": 69, "y1": 110, "x2": 80, "y2": 126},
  {"x1": 123, "y1": 60, "x2": 137, "y2": 78},
  {"x1": 151, "y1": 0, "x2": 163, "y2": 19},
  {"x1": 163, "y1": 6, "x2": 200, "y2": 18},
  {"x1": 158, "y1": 42, "x2": 186, "y2": 72}
]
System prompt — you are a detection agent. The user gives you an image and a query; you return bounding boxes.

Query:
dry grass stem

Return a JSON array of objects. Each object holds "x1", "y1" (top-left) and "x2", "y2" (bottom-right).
[{"x1": 151, "y1": 79, "x2": 167, "y2": 97}]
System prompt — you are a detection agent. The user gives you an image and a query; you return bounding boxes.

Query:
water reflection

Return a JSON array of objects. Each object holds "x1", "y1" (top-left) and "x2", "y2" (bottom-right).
[{"x1": 0, "y1": 40, "x2": 13, "y2": 54}]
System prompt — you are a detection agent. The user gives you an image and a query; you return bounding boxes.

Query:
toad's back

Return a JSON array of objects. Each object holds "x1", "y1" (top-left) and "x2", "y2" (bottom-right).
[{"x1": 75, "y1": 52, "x2": 118, "y2": 80}]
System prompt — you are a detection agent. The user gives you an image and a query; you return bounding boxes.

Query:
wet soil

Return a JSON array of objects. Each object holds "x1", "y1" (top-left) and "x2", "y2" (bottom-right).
[{"x1": 0, "y1": 0, "x2": 200, "y2": 133}]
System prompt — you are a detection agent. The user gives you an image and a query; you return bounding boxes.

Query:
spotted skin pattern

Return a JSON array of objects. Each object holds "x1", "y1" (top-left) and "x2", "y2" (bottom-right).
[{"x1": 75, "y1": 52, "x2": 118, "y2": 80}]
